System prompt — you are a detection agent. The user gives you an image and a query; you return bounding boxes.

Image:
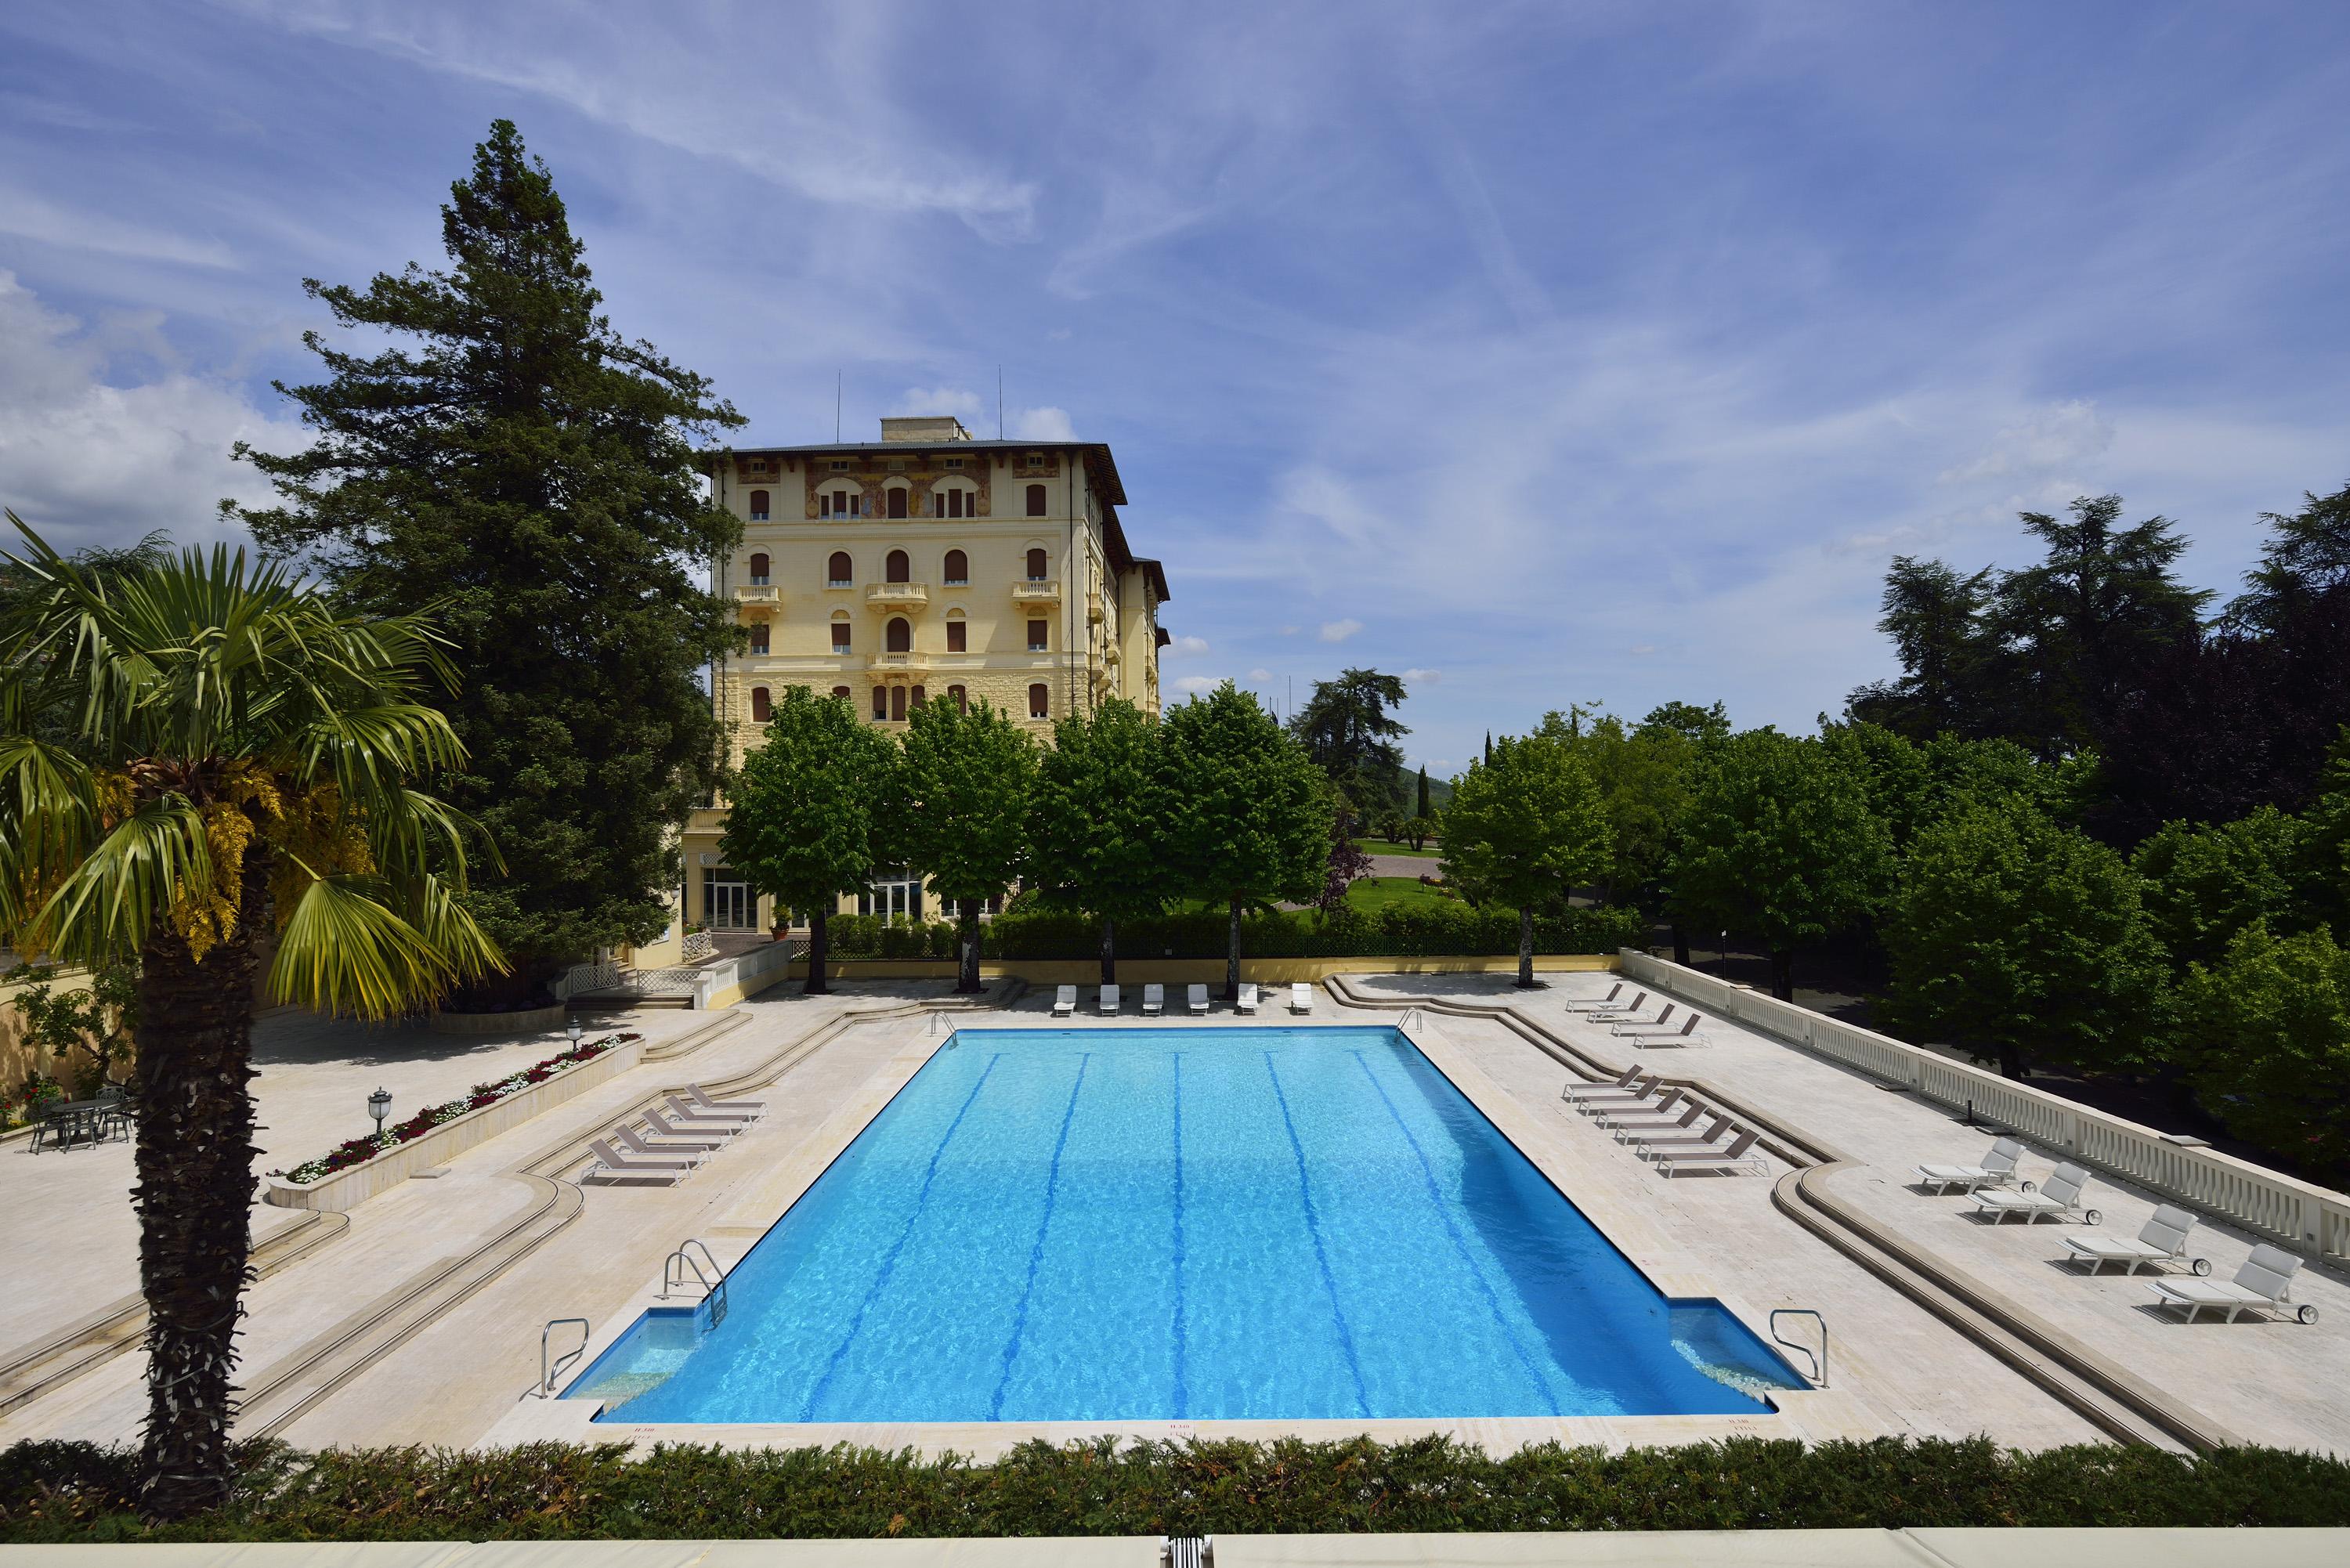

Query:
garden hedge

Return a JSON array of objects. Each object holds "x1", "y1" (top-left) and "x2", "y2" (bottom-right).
[
  {"x1": 820, "y1": 903, "x2": 1648, "y2": 963},
  {"x1": 6, "y1": 1436, "x2": 2348, "y2": 1541}
]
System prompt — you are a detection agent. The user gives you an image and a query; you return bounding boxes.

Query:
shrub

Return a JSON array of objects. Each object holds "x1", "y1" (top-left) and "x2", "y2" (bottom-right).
[
  {"x1": 980, "y1": 902, "x2": 1645, "y2": 962},
  {"x1": 4, "y1": 1436, "x2": 2348, "y2": 1541}
]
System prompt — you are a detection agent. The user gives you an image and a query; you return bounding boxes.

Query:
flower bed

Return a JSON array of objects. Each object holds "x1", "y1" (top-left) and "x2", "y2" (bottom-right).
[{"x1": 266, "y1": 1032, "x2": 638, "y2": 1186}]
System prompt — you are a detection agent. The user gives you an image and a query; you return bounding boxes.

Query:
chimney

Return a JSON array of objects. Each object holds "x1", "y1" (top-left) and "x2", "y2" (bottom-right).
[{"x1": 879, "y1": 416, "x2": 973, "y2": 443}]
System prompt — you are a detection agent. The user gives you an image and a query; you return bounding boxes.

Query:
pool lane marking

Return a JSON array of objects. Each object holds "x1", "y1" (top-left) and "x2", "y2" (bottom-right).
[
  {"x1": 1171, "y1": 1051, "x2": 1188, "y2": 1419},
  {"x1": 796, "y1": 1053, "x2": 1003, "y2": 1422},
  {"x1": 986, "y1": 1052, "x2": 1093, "y2": 1420},
  {"x1": 1354, "y1": 1050, "x2": 1563, "y2": 1416},
  {"x1": 1263, "y1": 1050, "x2": 1372, "y2": 1418}
]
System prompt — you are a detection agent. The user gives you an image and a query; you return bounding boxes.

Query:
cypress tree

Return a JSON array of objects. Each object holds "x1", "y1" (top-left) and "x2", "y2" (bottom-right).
[
  {"x1": 1416, "y1": 764, "x2": 1431, "y2": 818},
  {"x1": 229, "y1": 121, "x2": 745, "y2": 998}
]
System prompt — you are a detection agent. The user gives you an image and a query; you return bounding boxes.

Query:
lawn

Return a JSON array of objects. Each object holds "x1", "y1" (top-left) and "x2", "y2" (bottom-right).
[
  {"x1": 1352, "y1": 836, "x2": 1442, "y2": 859},
  {"x1": 1344, "y1": 875, "x2": 1458, "y2": 913}
]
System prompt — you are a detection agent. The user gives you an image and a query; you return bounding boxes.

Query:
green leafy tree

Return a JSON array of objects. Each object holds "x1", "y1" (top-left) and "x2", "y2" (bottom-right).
[
  {"x1": 1163, "y1": 683, "x2": 1330, "y2": 999},
  {"x1": 891, "y1": 698, "x2": 1036, "y2": 993},
  {"x1": 2132, "y1": 807, "x2": 2308, "y2": 973},
  {"x1": 1883, "y1": 798, "x2": 2167, "y2": 1079},
  {"x1": 1440, "y1": 733, "x2": 1611, "y2": 987},
  {"x1": 1403, "y1": 814, "x2": 1434, "y2": 851},
  {"x1": 2297, "y1": 728, "x2": 2350, "y2": 935},
  {"x1": 1545, "y1": 706, "x2": 1699, "y2": 912},
  {"x1": 720, "y1": 688, "x2": 898, "y2": 995},
  {"x1": 2179, "y1": 921, "x2": 2350, "y2": 1177},
  {"x1": 1636, "y1": 699, "x2": 1730, "y2": 745},
  {"x1": 1671, "y1": 728, "x2": 1892, "y2": 1000},
  {"x1": 227, "y1": 120, "x2": 743, "y2": 998},
  {"x1": 5, "y1": 956, "x2": 139, "y2": 1093},
  {"x1": 1026, "y1": 698, "x2": 1177, "y2": 984},
  {"x1": 1843, "y1": 558, "x2": 1998, "y2": 740},
  {"x1": 1287, "y1": 667, "x2": 1411, "y2": 815},
  {"x1": 0, "y1": 518, "x2": 501, "y2": 1520}
]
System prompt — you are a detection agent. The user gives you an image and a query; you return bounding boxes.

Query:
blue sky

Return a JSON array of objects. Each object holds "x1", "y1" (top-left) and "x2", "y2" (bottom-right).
[{"x1": 3, "y1": 2, "x2": 2347, "y2": 775}]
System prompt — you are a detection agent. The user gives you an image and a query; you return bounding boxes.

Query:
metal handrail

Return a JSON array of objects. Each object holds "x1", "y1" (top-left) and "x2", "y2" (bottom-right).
[
  {"x1": 662, "y1": 1239, "x2": 730, "y2": 1325},
  {"x1": 540, "y1": 1317, "x2": 589, "y2": 1396},
  {"x1": 1770, "y1": 1307, "x2": 1828, "y2": 1388},
  {"x1": 1399, "y1": 1007, "x2": 1423, "y2": 1031}
]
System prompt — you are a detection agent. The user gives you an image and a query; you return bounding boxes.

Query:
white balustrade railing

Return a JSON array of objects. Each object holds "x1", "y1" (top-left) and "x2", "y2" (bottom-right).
[
  {"x1": 1618, "y1": 948, "x2": 2350, "y2": 1263},
  {"x1": 681, "y1": 930, "x2": 716, "y2": 963}
]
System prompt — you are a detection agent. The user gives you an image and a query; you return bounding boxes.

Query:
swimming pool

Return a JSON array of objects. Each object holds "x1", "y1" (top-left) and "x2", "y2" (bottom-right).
[{"x1": 567, "y1": 1026, "x2": 1802, "y2": 1423}]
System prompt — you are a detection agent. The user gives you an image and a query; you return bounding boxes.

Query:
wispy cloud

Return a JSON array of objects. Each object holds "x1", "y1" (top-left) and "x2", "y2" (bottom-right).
[
  {"x1": 1318, "y1": 619, "x2": 1364, "y2": 643},
  {"x1": 1166, "y1": 634, "x2": 1209, "y2": 656}
]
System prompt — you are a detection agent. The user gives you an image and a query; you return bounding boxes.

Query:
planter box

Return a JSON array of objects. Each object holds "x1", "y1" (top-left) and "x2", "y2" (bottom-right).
[
  {"x1": 262, "y1": 1035, "x2": 645, "y2": 1212},
  {"x1": 429, "y1": 1002, "x2": 566, "y2": 1035}
]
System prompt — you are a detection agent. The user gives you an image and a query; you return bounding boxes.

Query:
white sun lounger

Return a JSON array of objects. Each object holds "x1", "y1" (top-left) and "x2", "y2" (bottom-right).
[
  {"x1": 584, "y1": 1138, "x2": 692, "y2": 1184},
  {"x1": 1237, "y1": 983, "x2": 1260, "y2": 1014},
  {"x1": 1188, "y1": 983, "x2": 1210, "y2": 1015},
  {"x1": 1098, "y1": 984, "x2": 1121, "y2": 1015},
  {"x1": 1585, "y1": 990, "x2": 1650, "y2": 1022},
  {"x1": 610, "y1": 1125, "x2": 716, "y2": 1160},
  {"x1": 1053, "y1": 985, "x2": 1077, "y2": 1017},
  {"x1": 1562, "y1": 983, "x2": 1628, "y2": 1013},
  {"x1": 1289, "y1": 982, "x2": 1314, "y2": 1013},
  {"x1": 2062, "y1": 1204, "x2": 2209, "y2": 1276},
  {"x1": 1972, "y1": 1162, "x2": 2101, "y2": 1225},
  {"x1": 1610, "y1": 1003, "x2": 1675, "y2": 1035},
  {"x1": 666, "y1": 1093, "x2": 753, "y2": 1125},
  {"x1": 2149, "y1": 1245, "x2": 2318, "y2": 1324},
  {"x1": 684, "y1": 1084, "x2": 763, "y2": 1118},
  {"x1": 645, "y1": 1107, "x2": 742, "y2": 1143},
  {"x1": 1143, "y1": 983, "x2": 1166, "y2": 1017},
  {"x1": 1917, "y1": 1136, "x2": 2026, "y2": 1194},
  {"x1": 1625, "y1": 1013, "x2": 1707, "y2": 1047},
  {"x1": 1647, "y1": 1125, "x2": 1767, "y2": 1178}
]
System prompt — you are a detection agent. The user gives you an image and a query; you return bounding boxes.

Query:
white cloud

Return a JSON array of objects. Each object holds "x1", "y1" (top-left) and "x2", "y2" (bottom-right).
[
  {"x1": 1279, "y1": 625, "x2": 1301, "y2": 636},
  {"x1": 1172, "y1": 674, "x2": 1226, "y2": 694},
  {"x1": 0, "y1": 270, "x2": 303, "y2": 552},
  {"x1": 0, "y1": 187, "x2": 240, "y2": 269},
  {"x1": 1627, "y1": 645, "x2": 1658, "y2": 656},
  {"x1": 1166, "y1": 634, "x2": 1209, "y2": 656},
  {"x1": 1010, "y1": 405, "x2": 1076, "y2": 441},
  {"x1": 1318, "y1": 618, "x2": 1362, "y2": 643},
  {"x1": 1401, "y1": 667, "x2": 1441, "y2": 685},
  {"x1": 1937, "y1": 399, "x2": 2114, "y2": 486},
  {"x1": 891, "y1": 385, "x2": 985, "y2": 421},
  {"x1": 1247, "y1": 667, "x2": 1274, "y2": 681}
]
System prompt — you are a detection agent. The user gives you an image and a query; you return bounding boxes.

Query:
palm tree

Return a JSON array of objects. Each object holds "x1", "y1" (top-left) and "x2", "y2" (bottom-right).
[{"x1": 0, "y1": 514, "x2": 504, "y2": 1520}]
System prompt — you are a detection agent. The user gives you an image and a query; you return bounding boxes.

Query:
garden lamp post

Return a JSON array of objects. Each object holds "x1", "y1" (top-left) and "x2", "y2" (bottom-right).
[
  {"x1": 566, "y1": 1018, "x2": 582, "y2": 1049},
  {"x1": 367, "y1": 1086, "x2": 391, "y2": 1136}
]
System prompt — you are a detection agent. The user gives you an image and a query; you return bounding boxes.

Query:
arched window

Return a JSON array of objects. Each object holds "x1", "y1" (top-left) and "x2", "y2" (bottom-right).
[
  {"x1": 891, "y1": 685, "x2": 908, "y2": 721},
  {"x1": 748, "y1": 623, "x2": 769, "y2": 655},
  {"x1": 885, "y1": 549, "x2": 910, "y2": 583},
  {"x1": 935, "y1": 486, "x2": 973, "y2": 518},
  {"x1": 1028, "y1": 683, "x2": 1049, "y2": 720},
  {"x1": 750, "y1": 687, "x2": 771, "y2": 722},
  {"x1": 748, "y1": 552, "x2": 769, "y2": 585},
  {"x1": 1025, "y1": 483, "x2": 1047, "y2": 517},
  {"x1": 887, "y1": 486, "x2": 909, "y2": 518},
  {"x1": 887, "y1": 616, "x2": 912, "y2": 653},
  {"x1": 1025, "y1": 547, "x2": 1048, "y2": 581},
  {"x1": 945, "y1": 617, "x2": 966, "y2": 653},
  {"x1": 830, "y1": 685, "x2": 851, "y2": 701},
  {"x1": 910, "y1": 685, "x2": 927, "y2": 708},
  {"x1": 821, "y1": 487, "x2": 859, "y2": 518},
  {"x1": 827, "y1": 551, "x2": 852, "y2": 586},
  {"x1": 942, "y1": 548, "x2": 968, "y2": 584},
  {"x1": 872, "y1": 686, "x2": 888, "y2": 720},
  {"x1": 749, "y1": 490, "x2": 771, "y2": 521},
  {"x1": 948, "y1": 685, "x2": 967, "y2": 714},
  {"x1": 830, "y1": 616, "x2": 851, "y2": 651}
]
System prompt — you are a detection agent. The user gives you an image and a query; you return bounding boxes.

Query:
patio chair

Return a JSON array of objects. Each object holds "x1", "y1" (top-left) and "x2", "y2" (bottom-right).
[
  {"x1": 2149, "y1": 1245, "x2": 2319, "y2": 1324},
  {"x1": 1633, "y1": 1114, "x2": 1734, "y2": 1157},
  {"x1": 2061, "y1": 1204, "x2": 2210, "y2": 1277},
  {"x1": 1585, "y1": 991, "x2": 1652, "y2": 1023},
  {"x1": 645, "y1": 1107, "x2": 743, "y2": 1143},
  {"x1": 1608, "y1": 1104, "x2": 1712, "y2": 1144},
  {"x1": 1625, "y1": 1013, "x2": 1707, "y2": 1048},
  {"x1": 1560, "y1": 1064, "x2": 1645, "y2": 1101},
  {"x1": 1609, "y1": 1003, "x2": 1676, "y2": 1035},
  {"x1": 1916, "y1": 1136, "x2": 2026, "y2": 1194},
  {"x1": 1289, "y1": 982, "x2": 1314, "y2": 1013},
  {"x1": 1571, "y1": 1077, "x2": 1671, "y2": 1118},
  {"x1": 1098, "y1": 984, "x2": 1121, "y2": 1015},
  {"x1": 1562, "y1": 983, "x2": 1628, "y2": 1013},
  {"x1": 584, "y1": 1139, "x2": 692, "y2": 1184},
  {"x1": 1053, "y1": 985, "x2": 1078, "y2": 1017},
  {"x1": 1143, "y1": 983, "x2": 1166, "y2": 1017},
  {"x1": 1188, "y1": 984, "x2": 1210, "y2": 1015},
  {"x1": 666, "y1": 1092, "x2": 753, "y2": 1124},
  {"x1": 610, "y1": 1125, "x2": 715, "y2": 1162},
  {"x1": 684, "y1": 1084, "x2": 763, "y2": 1118},
  {"x1": 1972, "y1": 1162, "x2": 2101, "y2": 1225},
  {"x1": 1237, "y1": 983, "x2": 1260, "y2": 1014},
  {"x1": 1593, "y1": 1088, "x2": 1691, "y2": 1129},
  {"x1": 1647, "y1": 1126, "x2": 1768, "y2": 1178}
]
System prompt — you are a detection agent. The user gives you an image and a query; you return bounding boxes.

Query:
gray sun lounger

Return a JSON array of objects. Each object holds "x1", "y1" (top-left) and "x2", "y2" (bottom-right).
[
  {"x1": 1561, "y1": 1064, "x2": 1644, "y2": 1100},
  {"x1": 1562, "y1": 983, "x2": 1628, "y2": 1013},
  {"x1": 1917, "y1": 1136, "x2": 2026, "y2": 1194},
  {"x1": 1053, "y1": 985, "x2": 1078, "y2": 1017},
  {"x1": 2149, "y1": 1245, "x2": 2318, "y2": 1324},
  {"x1": 645, "y1": 1107, "x2": 743, "y2": 1143},
  {"x1": 611, "y1": 1125, "x2": 718, "y2": 1159},
  {"x1": 1585, "y1": 991, "x2": 1650, "y2": 1022},
  {"x1": 1609, "y1": 1003, "x2": 1675, "y2": 1035},
  {"x1": 1602, "y1": 1098, "x2": 1705, "y2": 1139},
  {"x1": 1575, "y1": 1079, "x2": 1672, "y2": 1119},
  {"x1": 1624, "y1": 1013, "x2": 1706, "y2": 1047},
  {"x1": 584, "y1": 1138, "x2": 692, "y2": 1184},
  {"x1": 1590, "y1": 1086, "x2": 1684, "y2": 1125},
  {"x1": 1972, "y1": 1162, "x2": 2101, "y2": 1225},
  {"x1": 684, "y1": 1083, "x2": 763, "y2": 1118},
  {"x1": 1646, "y1": 1125, "x2": 1767, "y2": 1177},
  {"x1": 1143, "y1": 983, "x2": 1166, "y2": 1017},
  {"x1": 2062, "y1": 1204, "x2": 2209, "y2": 1276},
  {"x1": 1099, "y1": 984, "x2": 1121, "y2": 1015},
  {"x1": 667, "y1": 1093, "x2": 753, "y2": 1124},
  {"x1": 1188, "y1": 983, "x2": 1210, "y2": 1015},
  {"x1": 1615, "y1": 1108, "x2": 1726, "y2": 1147}
]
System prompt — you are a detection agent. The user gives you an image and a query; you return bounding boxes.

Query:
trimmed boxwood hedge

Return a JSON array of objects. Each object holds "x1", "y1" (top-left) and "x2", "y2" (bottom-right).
[{"x1": 6, "y1": 1436, "x2": 2348, "y2": 1541}]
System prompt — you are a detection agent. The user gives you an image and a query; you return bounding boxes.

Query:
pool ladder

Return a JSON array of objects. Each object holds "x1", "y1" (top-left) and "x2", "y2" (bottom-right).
[
  {"x1": 663, "y1": 1237, "x2": 730, "y2": 1327},
  {"x1": 1770, "y1": 1307, "x2": 1828, "y2": 1388},
  {"x1": 539, "y1": 1317, "x2": 588, "y2": 1398}
]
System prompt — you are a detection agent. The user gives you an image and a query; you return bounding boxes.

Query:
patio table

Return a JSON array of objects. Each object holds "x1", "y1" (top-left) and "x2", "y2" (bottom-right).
[{"x1": 31, "y1": 1097, "x2": 123, "y2": 1153}]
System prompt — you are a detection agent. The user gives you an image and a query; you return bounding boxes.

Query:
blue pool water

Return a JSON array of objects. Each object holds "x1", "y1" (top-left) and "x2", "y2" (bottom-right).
[{"x1": 571, "y1": 1027, "x2": 1801, "y2": 1422}]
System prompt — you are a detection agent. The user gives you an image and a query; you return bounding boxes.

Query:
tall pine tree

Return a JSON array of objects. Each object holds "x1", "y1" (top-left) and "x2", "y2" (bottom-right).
[{"x1": 230, "y1": 121, "x2": 743, "y2": 997}]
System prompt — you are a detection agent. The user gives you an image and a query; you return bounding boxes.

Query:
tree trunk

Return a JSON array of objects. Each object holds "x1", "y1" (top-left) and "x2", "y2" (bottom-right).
[
  {"x1": 957, "y1": 898, "x2": 982, "y2": 994},
  {"x1": 1516, "y1": 905, "x2": 1538, "y2": 988},
  {"x1": 133, "y1": 840, "x2": 269, "y2": 1521},
  {"x1": 1998, "y1": 1043, "x2": 2026, "y2": 1081},
  {"x1": 1099, "y1": 916, "x2": 1116, "y2": 986},
  {"x1": 804, "y1": 906, "x2": 830, "y2": 995},
  {"x1": 1225, "y1": 895, "x2": 1242, "y2": 1003},
  {"x1": 1671, "y1": 922, "x2": 1690, "y2": 966},
  {"x1": 1770, "y1": 948, "x2": 1795, "y2": 1003}
]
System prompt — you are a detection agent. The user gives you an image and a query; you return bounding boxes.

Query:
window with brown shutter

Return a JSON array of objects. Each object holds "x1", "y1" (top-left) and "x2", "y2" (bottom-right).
[
  {"x1": 1025, "y1": 484, "x2": 1047, "y2": 517},
  {"x1": 910, "y1": 685, "x2": 926, "y2": 708},
  {"x1": 888, "y1": 488, "x2": 909, "y2": 518},
  {"x1": 831, "y1": 685, "x2": 851, "y2": 700},
  {"x1": 943, "y1": 549, "x2": 968, "y2": 583},
  {"x1": 949, "y1": 685, "x2": 967, "y2": 714},
  {"x1": 831, "y1": 621, "x2": 851, "y2": 651},
  {"x1": 891, "y1": 685, "x2": 907, "y2": 721},
  {"x1": 872, "y1": 686, "x2": 888, "y2": 720},
  {"x1": 828, "y1": 551, "x2": 851, "y2": 586},
  {"x1": 749, "y1": 490, "x2": 770, "y2": 521},
  {"x1": 750, "y1": 687, "x2": 771, "y2": 722},
  {"x1": 748, "y1": 623, "x2": 769, "y2": 655},
  {"x1": 1026, "y1": 547, "x2": 1047, "y2": 580},
  {"x1": 1029, "y1": 683, "x2": 1049, "y2": 719},
  {"x1": 946, "y1": 620, "x2": 966, "y2": 652},
  {"x1": 748, "y1": 552, "x2": 769, "y2": 584},
  {"x1": 1028, "y1": 619, "x2": 1048, "y2": 652},
  {"x1": 887, "y1": 617, "x2": 912, "y2": 653},
  {"x1": 886, "y1": 549, "x2": 910, "y2": 583}
]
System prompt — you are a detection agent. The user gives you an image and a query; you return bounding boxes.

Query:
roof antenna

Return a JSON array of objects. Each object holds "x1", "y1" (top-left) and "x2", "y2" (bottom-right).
[
  {"x1": 997, "y1": 366, "x2": 1004, "y2": 439},
  {"x1": 834, "y1": 370, "x2": 842, "y2": 442}
]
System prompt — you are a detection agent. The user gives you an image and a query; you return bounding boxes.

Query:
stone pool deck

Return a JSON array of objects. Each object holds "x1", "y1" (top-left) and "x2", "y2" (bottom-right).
[{"x1": 2, "y1": 973, "x2": 2343, "y2": 1459}]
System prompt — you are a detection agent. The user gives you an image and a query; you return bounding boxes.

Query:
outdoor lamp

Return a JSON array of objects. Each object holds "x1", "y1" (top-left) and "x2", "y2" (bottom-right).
[
  {"x1": 566, "y1": 1018, "x2": 583, "y2": 1048},
  {"x1": 367, "y1": 1086, "x2": 392, "y2": 1135}
]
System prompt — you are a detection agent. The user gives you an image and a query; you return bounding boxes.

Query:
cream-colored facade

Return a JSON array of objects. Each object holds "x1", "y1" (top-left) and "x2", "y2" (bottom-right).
[{"x1": 680, "y1": 416, "x2": 1170, "y2": 933}]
